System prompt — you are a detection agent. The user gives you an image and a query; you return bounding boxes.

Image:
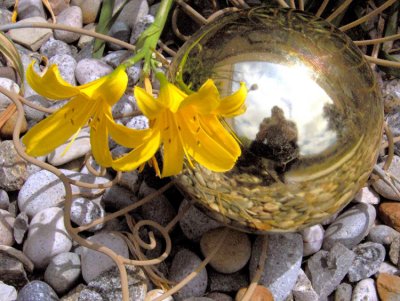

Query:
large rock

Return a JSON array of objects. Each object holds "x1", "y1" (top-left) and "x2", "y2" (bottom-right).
[
  {"x1": 54, "y1": 6, "x2": 82, "y2": 43},
  {"x1": 17, "y1": 280, "x2": 59, "y2": 301},
  {"x1": 17, "y1": 0, "x2": 46, "y2": 19}
]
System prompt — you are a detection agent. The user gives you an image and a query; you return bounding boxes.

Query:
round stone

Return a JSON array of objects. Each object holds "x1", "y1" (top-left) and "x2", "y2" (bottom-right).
[{"x1": 171, "y1": 6, "x2": 383, "y2": 232}]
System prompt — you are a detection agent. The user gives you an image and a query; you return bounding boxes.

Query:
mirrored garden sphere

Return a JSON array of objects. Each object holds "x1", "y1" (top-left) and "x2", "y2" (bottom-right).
[{"x1": 170, "y1": 6, "x2": 383, "y2": 232}]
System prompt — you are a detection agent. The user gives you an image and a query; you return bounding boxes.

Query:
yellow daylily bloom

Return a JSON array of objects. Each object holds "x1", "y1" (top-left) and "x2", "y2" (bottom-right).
[
  {"x1": 22, "y1": 61, "x2": 153, "y2": 167},
  {"x1": 112, "y1": 74, "x2": 247, "y2": 177}
]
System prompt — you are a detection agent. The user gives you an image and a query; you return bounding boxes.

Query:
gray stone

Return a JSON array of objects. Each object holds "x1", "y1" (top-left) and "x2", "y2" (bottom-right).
[
  {"x1": 8, "y1": 17, "x2": 52, "y2": 51},
  {"x1": 389, "y1": 236, "x2": 400, "y2": 266},
  {"x1": 23, "y1": 95, "x2": 50, "y2": 122},
  {"x1": 48, "y1": 54, "x2": 77, "y2": 85},
  {"x1": 108, "y1": 21, "x2": 131, "y2": 50},
  {"x1": 0, "y1": 8, "x2": 12, "y2": 25},
  {"x1": 102, "y1": 50, "x2": 130, "y2": 68},
  {"x1": 0, "y1": 189, "x2": 9, "y2": 210},
  {"x1": 115, "y1": 0, "x2": 149, "y2": 29},
  {"x1": 77, "y1": 23, "x2": 96, "y2": 49},
  {"x1": 54, "y1": 6, "x2": 83, "y2": 43},
  {"x1": 348, "y1": 242, "x2": 386, "y2": 282},
  {"x1": 208, "y1": 269, "x2": 248, "y2": 293},
  {"x1": 81, "y1": 232, "x2": 129, "y2": 283},
  {"x1": 334, "y1": 283, "x2": 352, "y2": 301},
  {"x1": 300, "y1": 224, "x2": 324, "y2": 256},
  {"x1": 47, "y1": 0, "x2": 69, "y2": 15},
  {"x1": 169, "y1": 249, "x2": 208, "y2": 301},
  {"x1": 78, "y1": 289, "x2": 103, "y2": 301},
  {"x1": 292, "y1": 269, "x2": 318, "y2": 301},
  {"x1": 377, "y1": 261, "x2": 400, "y2": 275},
  {"x1": 126, "y1": 63, "x2": 142, "y2": 86},
  {"x1": 206, "y1": 292, "x2": 233, "y2": 301},
  {"x1": 323, "y1": 203, "x2": 376, "y2": 250},
  {"x1": 18, "y1": 169, "x2": 109, "y2": 218},
  {"x1": 0, "y1": 248, "x2": 33, "y2": 289},
  {"x1": 372, "y1": 155, "x2": 400, "y2": 200},
  {"x1": 111, "y1": 94, "x2": 138, "y2": 123},
  {"x1": 306, "y1": 243, "x2": 355, "y2": 300},
  {"x1": 75, "y1": 58, "x2": 113, "y2": 84},
  {"x1": 102, "y1": 184, "x2": 138, "y2": 211},
  {"x1": 118, "y1": 170, "x2": 140, "y2": 192},
  {"x1": 182, "y1": 299, "x2": 214, "y2": 301},
  {"x1": 0, "y1": 77, "x2": 19, "y2": 109},
  {"x1": 17, "y1": 0, "x2": 46, "y2": 19},
  {"x1": 0, "y1": 209, "x2": 14, "y2": 246},
  {"x1": 249, "y1": 233, "x2": 303, "y2": 301},
  {"x1": 126, "y1": 115, "x2": 149, "y2": 129},
  {"x1": 129, "y1": 14, "x2": 154, "y2": 45},
  {"x1": 23, "y1": 207, "x2": 72, "y2": 269},
  {"x1": 13, "y1": 212, "x2": 29, "y2": 244},
  {"x1": 71, "y1": 0, "x2": 102, "y2": 24},
  {"x1": 0, "y1": 140, "x2": 40, "y2": 192},
  {"x1": 354, "y1": 186, "x2": 380, "y2": 204},
  {"x1": 47, "y1": 128, "x2": 91, "y2": 166},
  {"x1": 179, "y1": 199, "x2": 222, "y2": 242},
  {"x1": 0, "y1": 281, "x2": 17, "y2": 301},
  {"x1": 81, "y1": 265, "x2": 147, "y2": 301},
  {"x1": 17, "y1": 280, "x2": 59, "y2": 301},
  {"x1": 200, "y1": 227, "x2": 251, "y2": 274},
  {"x1": 44, "y1": 252, "x2": 81, "y2": 295},
  {"x1": 70, "y1": 197, "x2": 105, "y2": 231},
  {"x1": 351, "y1": 278, "x2": 378, "y2": 301},
  {"x1": 367, "y1": 225, "x2": 400, "y2": 245}
]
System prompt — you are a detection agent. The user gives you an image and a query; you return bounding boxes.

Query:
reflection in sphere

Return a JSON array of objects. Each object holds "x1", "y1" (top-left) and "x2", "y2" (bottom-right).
[{"x1": 169, "y1": 6, "x2": 383, "y2": 232}]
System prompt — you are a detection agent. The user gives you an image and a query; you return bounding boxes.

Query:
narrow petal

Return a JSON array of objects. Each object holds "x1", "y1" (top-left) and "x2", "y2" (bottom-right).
[
  {"x1": 26, "y1": 61, "x2": 80, "y2": 100},
  {"x1": 161, "y1": 114, "x2": 184, "y2": 177},
  {"x1": 214, "y1": 82, "x2": 247, "y2": 117},
  {"x1": 89, "y1": 105, "x2": 113, "y2": 167},
  {"x1": 22, "y1": 96, "x2": 94, "y2": 156},
  {"x1": 159, "y1": 82, "x2": 187, "y2": 112},
  {"x1": 112, "y1": 130, "x2": 162, "y2": 171},
  {"x1": 179, "y1": 79, "x2": 220, "y2": 114},
  {"x1": 134, "y1": 86, "x2": 164, "y2": 119}
]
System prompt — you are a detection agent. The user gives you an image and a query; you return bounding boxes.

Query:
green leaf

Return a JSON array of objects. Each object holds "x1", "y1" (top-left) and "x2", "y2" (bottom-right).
[{"x1": 0, "y1": 31, "x2": 24, "y2": 93}]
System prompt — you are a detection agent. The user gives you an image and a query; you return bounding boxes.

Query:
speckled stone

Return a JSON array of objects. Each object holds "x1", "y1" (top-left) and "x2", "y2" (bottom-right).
[
  {"x1": 126, "y1": 115, "x2": 149, "y2": 130},
  {"x1": 292, "y1": 269, "x2": 318, "y2": 301},
  {"x1": 389, "y1": 236, "x2": 400, "y2": 266},
  {"x1": 352, "y1": 278, "x2": 378, "y2": 301},
  {"x1": 75, "y1": 58, "x2": 113, "y2": 84},
  {"x1": 48, "y1": 54, "x2": 77, "y2": 85},
  {"x1": 17, "y1": 280, "x2": 59, "y2": 301},
  {"x1": 129, "y1": 14, "x2": 154, "y2": 45},
  {"x1": 208, "y1": 270, "x2": 248, "y2": 293},
  {"x1": 0, "y1": 209, "x2": 14, "y2": 246},
  {"x1": 206, "y1": 292, "x2": 233, "y2": 301},
  {"x1": 115, "y1": 0, "x2": 149, "y2": 29},
  {"x1": 54, "y1": 6, "x2": 83, "y2": 43},
  {"x1": 0, "y1": 189, "x2": 9, "y2": 210},
  {"x1": 108, "y1": 21, "x2": 131, "y2": 50},
  {"x1": 323, "y1": 203, "x2": 376, "y2": 250},
  {"x1": 23, "y1": 95, "x2": 50, "y2": 122},
  {"x1": 0, "y1": 281, "x2": 17, "y2": 301},
  {"x1": 200, "y1": 227, "x2": 251, "y2": 274},
  {"x1": 70, "y1": 197, "x2": 105, "y2": 232},
  {"x1": 367, "y1": 224, "x2": 400, "y2": 245},
  {"x1": 347, "y1": 242, "x2": 386, "y2": 282},
  {"x1": 300, "y1": 224, "x2": 324, "y2": 256},
  {"x1": 249, "y1": 233, "x2": 303, "y2": 301},
  {"x1": 168, "y1": 249, "x2": 208, "y2": 301},
  {"x1": 334, "y1": 283, "x2": 352, "y2": 301},
  {"x1": 102, "y1": 184, "x2": 138, "y2": 211},
  {"x1": 23, "y1": 207, "x2": 72, "y2": 269},
  {"x1": 40, "y1": 37, "x2": 72, "y2": 59}
]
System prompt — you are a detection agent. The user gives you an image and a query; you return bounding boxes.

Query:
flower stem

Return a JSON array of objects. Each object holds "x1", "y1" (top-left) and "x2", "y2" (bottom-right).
[{"x1": 123, "y1": 0, "x2": 174, "y2": 75}]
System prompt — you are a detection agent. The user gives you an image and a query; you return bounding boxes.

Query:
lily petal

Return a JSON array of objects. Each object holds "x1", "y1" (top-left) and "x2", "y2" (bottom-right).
[
  {"x1": 108, "y1": 117, "x2": 153, "y2": 149},
  {"x1": 26, "y1": 61, "x2": 80, "y2": 100},
  {"x1": 112, "y1": 130, "x2": 162, "y2": 171},
  {"x1": 90, "y1": 106, "x2": 113, "y2": 167},
  {"x1": 214, "y1": 82, "x2": 247, "y2": 117},
  {"x1": 161, "y1": 114, "x2": 184, "y2": 177},
  {"x1": 22, "y1": 96, "x2": 94, "y2": 156},
  {"x1": 159, "y1": 82, "x2": 188, "y2": 113},
  {"x1": 134, "y1": 86, "x2": 164, "y2": 119},
  {"x1": 179, "y1": 79, "x2": 220, "y2": 114}
]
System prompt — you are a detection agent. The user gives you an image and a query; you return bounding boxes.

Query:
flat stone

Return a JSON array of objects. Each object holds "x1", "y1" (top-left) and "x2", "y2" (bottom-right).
[
  {"x1": 48, "y1": 54, "x2": 77, "y2": 85},
  {"x1": 200, "y1": 227, "x2": 251, "y2": 274},
  {"x1": 0, "y1": 189, "x2": 9, "y2": 210},
  {"x1": 0, "y1": 209, "x2": 14, "y2": 246},
  {"x1": 179, "y1": 199, "x2": 222, "y2": 242},
  {"x1": 54, "y1": 6, "x2": 82, "y2": 43},
  {"x1": 8, "y1": 17, "x2": 51, "y2": 51},
  {"x1": 75, "y1": 58, "x2": 113, "y2": 84},
  {"x1": 367, "y1": 224, "x2": 400, "y2": 245},
  {"x1": 168, "y1": 249, "x2": 208, "y2": 301},
  {"x1": 208, "y1": 270, "x2": 248, "y2": 293},
  {"x1": 23, "y1": 207, "x2": 72, "y2": 269},
  {"x1": 17, "y1": 280, "x2": 59, "y2": 301},
  {"x1": 348, "y1": 242, "x2": 386, "y2": 282},
  {"x1": 13, "y1": 212, "x2": 29, "y2": 244},
  {"x1": 291, "y1": 269, "x2": 318, "y2": 301},
  {"x1": 334, "y1": 283, "x2": 352, "y2": 301},
  {"x1": 71, "y1": 0, "x2": 102, "y2": 24},
  {"x1": 235, "y1": 285, "x2": 274, "y2": 301},
  {"x1": 351, "y1": 278, "x2": 378, "y2": 301},
  {"x1": 372, "y1": 155, "x2": 400, "y2": 200},
  {"x1": 0, "y1": 281, "x2": 17, "y2": 301},
  {"x1": 17, "y1": 0, "x2": 46, "y2": 19},
  {"x1": 0, "y1": 77, "x2": 19, "y2": 109},
  {"x1": 0, "y1": 140, "x2": 40, "y2": 192},
  {"x1": 379, "y1": 202, "x2": 400, "y2": 232},
  {"x1": 376, "y1": 273, "x2": 400, "y2": 301},
  {"x1": 81, "y1": 265, "x2": 147, "y2": 301},
  {"x1": 323, "y1": 203, "x2": 376, "y2": 250},
  {"x1": 300, "y1": 224, "x2": 324, "y2": 256},
  {"x1": 306, "y1": 243, "x2": 355, "y2": 300},
  {"x1": 354, "y1": 186, "x2": 380, "y2": 204},
  {"x1": 18, "y1": 169, "x2": 109, "y2": 218},
  {"x1": 44, "y1": 252, "x2": 81, "y2": 295},
  {"x1": 47, "y1": 128, "x2": 90, "y2": 166},
  {"x1": 249, "y1": 233, "x2": 303, "y2": 301},
  {"x1": 80, "y1": 232, "x2": 129, "y2": 283},
  {"x1": 0, "y1": 252, "x2": 29, "y2": 289}
]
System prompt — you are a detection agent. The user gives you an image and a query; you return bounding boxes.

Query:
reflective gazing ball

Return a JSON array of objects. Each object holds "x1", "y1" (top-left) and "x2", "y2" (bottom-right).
[{"x1": 170, "y1": 6, "x2": 383, "y2": 232}]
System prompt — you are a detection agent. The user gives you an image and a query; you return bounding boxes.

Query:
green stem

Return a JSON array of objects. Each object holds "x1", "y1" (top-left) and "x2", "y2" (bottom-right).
[{"x1": 123, "y1": 0, "x2": 174, "y2": 75}]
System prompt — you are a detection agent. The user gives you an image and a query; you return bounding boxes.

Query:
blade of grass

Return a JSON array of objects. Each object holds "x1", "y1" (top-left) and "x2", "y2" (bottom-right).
[{"x1": 0, "y1": 32, "x2": 24, "y2": 92}]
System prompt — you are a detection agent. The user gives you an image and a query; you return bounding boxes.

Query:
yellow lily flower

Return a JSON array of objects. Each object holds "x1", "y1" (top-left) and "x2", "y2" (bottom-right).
[
  {"x1": 22, "y1": 61, "x2": 153, "y2": 167},
  {"x1": 112, "y1": 74, "x2": 247, "y2": 177}
]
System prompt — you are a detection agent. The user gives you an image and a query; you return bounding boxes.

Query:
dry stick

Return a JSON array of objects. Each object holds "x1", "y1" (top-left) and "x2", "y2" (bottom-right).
[
  {"x1": 364, "y1": 55, "x2": 400, "y2": 68},
  {"x1": 207, "y1": 7, "x2": 239, "y2": 22},
  {"x1": 158, "y1": 40, "x2": 177, "y2": 57},
  {"x1": 383, "y1": 122, "x2": 395, "y2": 171},
  {"x1": 369, "y1": 16, "x2": 385, "y2": 71},
  {"x1": 381, "y1": 135, "x2": 400, "y2": 149},
  {"x1": 0, "y1": 22, "x2": 136, "y2": 51},
  {"x1": 174, "y1": 0, "x2": 208, "y2": 25},
  {"x1": 153, "y1": 227, "x2": 229, "y2": 301},
  {"x1": 298, "y1": 0, "x2": 304, "y2": 11},
  {"x1": 0, "y1": 103, "x2": 16, "y2": 128},
  {"x1": 275, "y1": 0, "x2": 289, "y2": 8},
  {"x1": 289, "y1": 0, "x2": 296, "y2": 9},
  {"x1": 172, "y1": 7, "x2": 190, "y2": 41},
  {"x1": 354, "y1": 33, "x2": 400, "y2": 45},
  {"x1": 340, "y1": 0, "x2": 398, "y2": 31},
  {"x1": 316, "y1": 0, "x2": 330, "y2": 17},
  {"x1": 326, "y1": 0, "x2": 353, "y2": 22}
]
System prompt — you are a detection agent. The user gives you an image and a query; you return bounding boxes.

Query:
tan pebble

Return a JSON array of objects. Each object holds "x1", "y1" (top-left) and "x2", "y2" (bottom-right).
[
  {"x1": 235, "y1": 286, "x2": 274, "y2": 301},
  {"x1": 0, "y1": 110, "x2": 28, "y2": 138},
  {"x1": 377, "y1": 273, "x2": 400, "y2": 301},
  {"x1": 379, "y1": 203, "x2": 400, "y2": 232}
]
